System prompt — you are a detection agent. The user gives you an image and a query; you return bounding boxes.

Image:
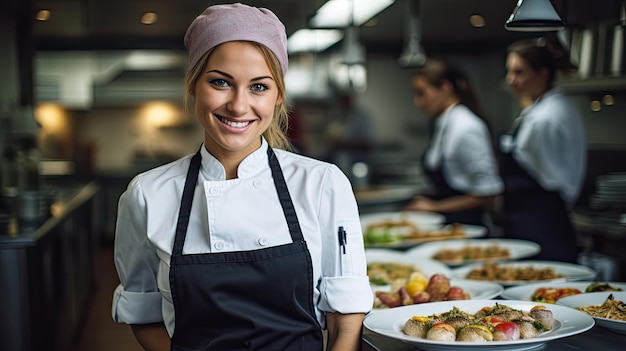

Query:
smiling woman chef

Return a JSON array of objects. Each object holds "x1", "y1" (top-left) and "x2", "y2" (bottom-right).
[{"x1": 110, "y1": 3, "x2": 373, "y2": 351}]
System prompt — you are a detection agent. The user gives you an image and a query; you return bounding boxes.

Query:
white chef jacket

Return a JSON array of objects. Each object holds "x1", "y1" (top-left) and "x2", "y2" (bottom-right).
[
  {"x1": 424, "y1": 104, "x2": 503, "y2": 196},
  {"x1": 111, "y1": 139, "x2": 373, "y2": 335},
  {"x1": 502, "y1": 88, "x2": 586, "y2": 204}
]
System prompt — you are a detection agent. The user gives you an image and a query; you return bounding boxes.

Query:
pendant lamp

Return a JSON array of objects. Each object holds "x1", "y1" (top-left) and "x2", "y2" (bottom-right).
[
  {"x1": 398, "y1": 0, "x2": 427, "y2": 68},
  {"x1": 505, "y1": 0, "x2": 565, "y2": 32},
  {"x1": 336, "y1": 0, "x2": 367, "y2": 92}
]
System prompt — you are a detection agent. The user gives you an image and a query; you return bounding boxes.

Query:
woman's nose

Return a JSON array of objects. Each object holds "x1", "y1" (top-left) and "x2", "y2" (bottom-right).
[
  {"x1": 227, "y1": 90, "x2": 249, "y2": 115},
  {"x1": 506, "y1": 73, "x2": 515, "y2": 85}
]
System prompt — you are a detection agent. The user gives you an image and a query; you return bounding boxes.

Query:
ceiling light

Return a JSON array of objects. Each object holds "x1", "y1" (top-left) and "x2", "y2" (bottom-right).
[
  {"x1": 469, "y1": 14, "x2": 486, "y2": 28},
  {"x1": 341, "y1": 26, "x2": 366, "y2": 65},
  {"x1": 309, "y1": 0, "x2": 395, "y2": 28},
  {"x1": 287, "y1": 29, "x2": 343, "y2": 53},
  {"x1": 505, "y1": 0, "x2": 564, "y2": 32},
  {"x1": 36, "y1": 10, "x2": 51, "y2": 21},
  {"x1": 398, "y1": 0, "x2": 426, "y2": 68},
  {"x1": 141, "y1": 12, "x2": 158, "y2": 25}
]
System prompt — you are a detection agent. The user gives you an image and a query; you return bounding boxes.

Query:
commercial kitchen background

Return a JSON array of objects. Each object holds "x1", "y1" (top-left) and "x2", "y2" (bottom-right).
[{"x1": 1, "y1": 1, "x2": 625, "y2": 351}]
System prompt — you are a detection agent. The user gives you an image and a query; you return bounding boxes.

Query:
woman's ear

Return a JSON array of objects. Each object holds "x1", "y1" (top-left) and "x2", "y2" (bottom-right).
[{"x1": 441, "y1": 79, "x2": 454, "y2": 95}]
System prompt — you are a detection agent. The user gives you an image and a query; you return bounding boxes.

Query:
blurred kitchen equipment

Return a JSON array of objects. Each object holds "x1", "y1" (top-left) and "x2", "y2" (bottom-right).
[{"x1": 505, "y1": 0, "x2": 565, "y2": 32}]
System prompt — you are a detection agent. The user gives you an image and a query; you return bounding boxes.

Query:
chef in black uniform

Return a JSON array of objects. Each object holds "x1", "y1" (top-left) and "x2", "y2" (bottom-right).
[
  {"x1": 499, "y1": 38, "x2": 586, "y2": 262},
  {"x1": 111, "y1": 3, "x2": 373, "y2": 350},
  {"x1": 404, "y1": 59, "x2": 503, "y2": 230}
]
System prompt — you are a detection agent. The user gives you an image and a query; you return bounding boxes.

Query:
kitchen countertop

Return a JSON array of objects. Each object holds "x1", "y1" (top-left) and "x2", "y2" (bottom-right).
[
  {"x1": 0, "y1": 181, "x2": 99, "y2": 249},
  {"x1": 572, "y1": 209, "x2": 626, "y2": 281},
  {"x1": 362, "y1": 319, "x2": 625, "y2": 350}
]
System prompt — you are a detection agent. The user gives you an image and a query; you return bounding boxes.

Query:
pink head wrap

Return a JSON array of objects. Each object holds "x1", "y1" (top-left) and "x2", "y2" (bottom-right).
[{"x1": 184, "y1": 3, "x2": 288, "y2": 75}]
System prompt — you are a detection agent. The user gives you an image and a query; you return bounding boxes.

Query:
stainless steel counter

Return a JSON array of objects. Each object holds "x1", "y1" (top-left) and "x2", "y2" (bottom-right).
[
  {"x1": 362, "y1": 323, "x2": 625, "y2": 350},
  {"x1": 573, "y1": 210, "x2": 626, "y2": 281},
  {"x1": 0, "y1": 181, "x2": 100, "y2": 351}
]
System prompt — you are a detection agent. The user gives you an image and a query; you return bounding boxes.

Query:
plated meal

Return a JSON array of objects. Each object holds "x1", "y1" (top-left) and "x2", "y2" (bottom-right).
[
  {"x1": 365, "y1": 249, "x2": 502, "y2": 309},
  {"x1": 363, "y1": 299, "x2": 595, "y2": 351},
  {"x1": 451, "y1": 260, "x2": 597, "y2": 286},
  {"x1": 501, "y1": 281, "x2": 626, "y2": 303},
  {"x1": 402, "y1": 302, "x2": 555, "y2": 341},
  {"x1": 353, "y1": 186, "x2": 418, "y2": 206},
  {"x1": 557, "y1": 291, "x2": 626, "y2": 335},
  {"x1": 407, "y1": 239, "x2": 540, "y2": 266},
  {"x1": 360, "y1": 211, "x2": 486, "y2": 248}
]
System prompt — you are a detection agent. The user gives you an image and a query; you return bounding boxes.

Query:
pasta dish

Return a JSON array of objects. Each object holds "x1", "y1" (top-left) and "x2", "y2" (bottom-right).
[{"x1": 576, "y1": 294, "x2": 626, "y2": 321}]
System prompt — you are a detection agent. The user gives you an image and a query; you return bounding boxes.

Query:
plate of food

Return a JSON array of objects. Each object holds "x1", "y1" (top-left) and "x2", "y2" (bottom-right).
[
  {"x1": 557, "y1": 292, "x2": 626, "y2": 335},
  {"x1": 406, "y1": 239, "x2": 541, "y2": 266},
  {"x1": 451, "y1": 260, "x2": 597, "y2": 286},
  {"x1": 361, "y1": 211, "x2": 485, "y2": 248},
  {"x1": 363, "y1": 299, "x2": 595, "y2": 351},
  {"x1": 366, "y1": 249, "x2": 502, "y2": 309},
  {"x1": 354, "y1": 185, "x2": 419, "y2": 206},
  {"x1": 366, "y1": 248, "x2": 452, "y2": 283},
  {"x1": 501, "y1": 281, "x2": 626, "y2": 303}
]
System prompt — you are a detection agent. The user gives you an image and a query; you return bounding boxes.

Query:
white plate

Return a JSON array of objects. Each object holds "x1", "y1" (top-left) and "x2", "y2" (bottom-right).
[
  {"x1": 363, "y1": 299, "x2": 595, "y2": 351},
  {"x1": 406, "y1": 239, "x2": 541, "y2": 266},
  {"x1": 501, "y1": 281, "x2": 626, "y2": 302},
  {"x1": 371, "y1": 279, "x2": 504, "y2": 303},
  {"x1": 366, "y1": 249, "x2": 502, "y2": 308},
  {"x1": 366, "y1": 248, "x2": 452, "y2": 279},
  {"x1": 451, "y1": 260, "x2": 597, "y2": 286},
  {"x1": 361, "y1": 211, "x2": 487, "y2": 249},
  {"x1": 354, "y1": 186, "x2": 419, "y2": 206},
  {"x1": 556, "y1": 291, "x2": 626, "y2": 335},
  {"x1": 361, "y1": 211, "x2": 445, "y2": 231}
]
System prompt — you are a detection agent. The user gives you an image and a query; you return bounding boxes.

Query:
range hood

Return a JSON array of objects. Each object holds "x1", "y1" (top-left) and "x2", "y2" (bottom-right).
[{"x1": 559, "y1": 3, "x2": 626, "y2": 94}]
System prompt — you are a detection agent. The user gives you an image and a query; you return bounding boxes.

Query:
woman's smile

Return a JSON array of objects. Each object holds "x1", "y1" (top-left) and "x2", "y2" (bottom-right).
[{"x1": 216, "y1": 115, "x2": 254, "y2": 131}]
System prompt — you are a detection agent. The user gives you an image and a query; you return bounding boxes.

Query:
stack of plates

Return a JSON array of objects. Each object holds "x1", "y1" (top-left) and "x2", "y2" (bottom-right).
[{"x1": 590, "y1": 172, "x2": 626, "y2": 210}]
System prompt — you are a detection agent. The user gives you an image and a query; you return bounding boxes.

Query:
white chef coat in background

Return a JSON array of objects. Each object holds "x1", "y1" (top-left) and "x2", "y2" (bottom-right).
[
  {"x1": 111, "y1": 139, "x2": 373, "y2": 336},
  {"x1": 424, "y1": 104, "x2": 503, "y2": 196},
  {"x1": 506, "y1": 88, "x2": 586, "y2": 205}
]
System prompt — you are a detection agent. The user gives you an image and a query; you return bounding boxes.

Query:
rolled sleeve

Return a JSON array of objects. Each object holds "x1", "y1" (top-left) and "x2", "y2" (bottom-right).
[
  {"x1": 318, "y1": 276, "x2": 373, "y2": 314},
  {"x1": 112, "y1": 284, "x2": 164, "y2": 324}
]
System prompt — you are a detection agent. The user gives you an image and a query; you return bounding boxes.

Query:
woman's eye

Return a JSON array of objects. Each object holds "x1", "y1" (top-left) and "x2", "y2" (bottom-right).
[
  {"x1": 251, "y1": 83, "x2": 268, "y2": 92},
  {"x1": 210, "y1": 79, "x2": 229, "y2": 87}
]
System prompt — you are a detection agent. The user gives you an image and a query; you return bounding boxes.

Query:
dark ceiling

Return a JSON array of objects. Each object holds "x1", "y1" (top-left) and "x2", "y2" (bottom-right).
[{"x1": 23, "y1": 0, "x2": 624, "y2": 55}]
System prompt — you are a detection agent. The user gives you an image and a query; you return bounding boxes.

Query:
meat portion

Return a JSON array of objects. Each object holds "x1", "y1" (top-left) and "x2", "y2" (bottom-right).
[
  {"x1": 426, "y1": 322, "x2": 456, "y2": 341},
  {"x1": 529, "y1": 306, "x2": 554, "y2": 330},
  {"x1": 457, "y1": 325, "x2": 493, "y2": 342},
  {"x1": 515, "y1": 320, "x2": 541, "y2": 339},
  {"x1": 425, "y1": 274, "x2": 451, "y2": 302},
  {"x1": 403, "y1": 317, "x2": 429, "y2": 338}
]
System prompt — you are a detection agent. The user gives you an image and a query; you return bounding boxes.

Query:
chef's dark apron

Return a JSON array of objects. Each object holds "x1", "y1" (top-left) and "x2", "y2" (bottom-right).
[
  {"x1": 168, "y1": 147, "x2": 323, "y2": 351},
  {"x1": 498, "y1": 129, "x2": 578, "y2": 263},
  {"x1": 420, "y1": 155, "x2": 486, "y2": 226},
  {"x1": 421, "y1": 120, "x2": 485, "y2": 226}
]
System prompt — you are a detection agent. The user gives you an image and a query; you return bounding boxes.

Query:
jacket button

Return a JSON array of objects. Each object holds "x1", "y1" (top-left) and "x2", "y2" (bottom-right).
[
  {"x1": 253, "y1": 179, "x2": 263, "y2": 188},
  {"x1": 213, "y1": 241, "x2": 224, "y2": 250},
  {"x1": 258, "y1": 237, "x2": 269, "y2": 246}
]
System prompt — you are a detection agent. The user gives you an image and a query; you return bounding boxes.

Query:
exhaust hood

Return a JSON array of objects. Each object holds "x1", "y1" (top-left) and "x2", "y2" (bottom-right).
[{"x1": 559, "y1": 9, "x2": 626, "y2": 94}]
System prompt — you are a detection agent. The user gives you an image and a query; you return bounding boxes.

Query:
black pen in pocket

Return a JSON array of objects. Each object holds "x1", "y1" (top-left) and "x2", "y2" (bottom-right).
[{"x1": 338, "y1": 226, "x2": 347, "y2": 254}]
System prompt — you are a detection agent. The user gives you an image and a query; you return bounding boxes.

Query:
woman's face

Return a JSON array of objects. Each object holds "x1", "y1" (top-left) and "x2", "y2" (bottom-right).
[
  {"x1": 412, "y1": 76, "x2": 448, "y2": 119},
  {"x1": 506, "y1": 52, "x2": 547, "y2": 100},
  {"x1": 193, "y1": 41, "x2": 281, "y2": 159}
]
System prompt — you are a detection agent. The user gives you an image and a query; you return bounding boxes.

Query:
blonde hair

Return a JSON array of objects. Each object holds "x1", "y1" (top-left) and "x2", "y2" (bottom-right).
[{"x1": 183, "y1": 41, "x2": 292, "y2": 151}]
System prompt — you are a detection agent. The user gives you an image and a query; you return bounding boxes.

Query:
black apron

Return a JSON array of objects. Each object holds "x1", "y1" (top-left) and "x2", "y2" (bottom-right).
[
  {"x1": 498, "y1": 130, "x2": 578, "y2": 263},
  {"x1": 421, "y1": 119, "x2": 485, "y2": 226},
  {"x1": 168, "y1": 147, "x2": 324, "y2": 351}
]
